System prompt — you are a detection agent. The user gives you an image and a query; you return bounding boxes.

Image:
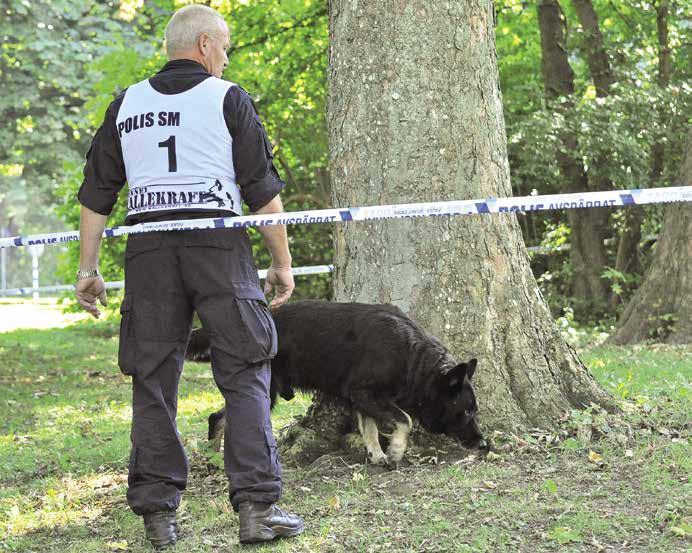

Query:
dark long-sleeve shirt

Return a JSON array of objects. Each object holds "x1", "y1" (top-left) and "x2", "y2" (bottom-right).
[{"x1": 78, "y1": 59, "x2": 285, "y2": 223}]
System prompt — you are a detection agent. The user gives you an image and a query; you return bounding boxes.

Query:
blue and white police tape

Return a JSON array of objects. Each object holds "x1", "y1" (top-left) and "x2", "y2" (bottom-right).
[
  {"x1": 0, "y1": 265, "x2": 335, "y2": 297},
  {"x1": 2, "y1": 186, "x2": 690, "y2": 249},
  {"x1": 0, "y1": 281, "x2": 126, "y2": 297}
]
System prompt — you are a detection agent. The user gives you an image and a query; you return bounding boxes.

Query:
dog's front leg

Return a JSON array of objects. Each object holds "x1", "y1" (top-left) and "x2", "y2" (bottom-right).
[
  {"x1": 356, "y1": 412, "x2": 388, "y2": 466},
  {"x1": 385, "y1": 406, "x2": 413, "y2": 468}
]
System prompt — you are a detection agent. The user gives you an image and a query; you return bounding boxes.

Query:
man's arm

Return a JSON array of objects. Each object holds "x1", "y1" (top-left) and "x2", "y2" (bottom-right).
[
  {"x1": 75, "y1": 94, "x2": 126, "y2": 318},
  {"x1": 224, "y1": 86, "x2": 294, "y2": 307},
  {"x1": 254, "y1": 195, "x2": 294, "y2": 308},
  {"x1": 75, "y1": 206, "x2": 109, "y2": 318}
]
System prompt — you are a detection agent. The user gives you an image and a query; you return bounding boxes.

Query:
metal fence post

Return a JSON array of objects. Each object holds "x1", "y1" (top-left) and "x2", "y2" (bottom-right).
[
  {"x1": 30, "y1": 244, "x2": 45, "y2": 300},
  {"x1": 0, "y1": 226, "x2": 6, "y2": 291}
]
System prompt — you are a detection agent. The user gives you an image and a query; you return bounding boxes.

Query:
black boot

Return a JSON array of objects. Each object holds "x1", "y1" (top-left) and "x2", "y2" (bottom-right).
[
  {"x1": 143, "y1": 511, "x2": 178, "y2": 549},
  {"x1": 238, "y1": 502, "x2": 304, "y2": 544}
]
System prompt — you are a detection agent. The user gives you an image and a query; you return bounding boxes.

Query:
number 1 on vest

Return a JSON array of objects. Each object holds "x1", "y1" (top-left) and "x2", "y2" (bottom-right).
[{"x1": 158, "y1": 135, "x2": 177, "y2": 172}]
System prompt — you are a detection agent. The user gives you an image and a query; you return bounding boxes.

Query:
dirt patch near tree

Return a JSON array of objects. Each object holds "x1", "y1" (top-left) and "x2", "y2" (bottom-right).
[{"x1": 184, "y1": 400, "x2": 689, "y2": 552}]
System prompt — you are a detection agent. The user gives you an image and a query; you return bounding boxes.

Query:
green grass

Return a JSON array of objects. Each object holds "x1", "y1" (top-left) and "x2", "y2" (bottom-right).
[{"x1": 0, "y1": 305, "x2": 690, "y2": 552}]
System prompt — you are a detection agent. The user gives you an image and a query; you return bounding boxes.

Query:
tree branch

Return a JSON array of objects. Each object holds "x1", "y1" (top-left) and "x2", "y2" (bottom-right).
[{"x1": 231, "y1": 7, "x2": 328, "y2": 54}]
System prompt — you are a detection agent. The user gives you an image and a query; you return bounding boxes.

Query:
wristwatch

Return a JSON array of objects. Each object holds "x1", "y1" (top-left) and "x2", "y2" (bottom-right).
[{"x1": 76, "y1": 268, "x2": 100, "y2": 280}]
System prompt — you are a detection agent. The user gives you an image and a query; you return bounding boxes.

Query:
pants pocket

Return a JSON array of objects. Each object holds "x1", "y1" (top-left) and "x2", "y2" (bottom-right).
[
  {"x1": 263, "y1": 426, "x2": 281, "y2": 477},
  {"x1": 118, "y1": 295, "x2": 137, "y2": 376},
  {"x1": 235, "y1": 298, "x2": 278, "y2": 363}
]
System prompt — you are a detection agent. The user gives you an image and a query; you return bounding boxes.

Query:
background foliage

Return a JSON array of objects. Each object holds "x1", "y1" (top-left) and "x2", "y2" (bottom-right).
[{"x1": 1, "y1": 0, "x2": 689, "y2": 320}]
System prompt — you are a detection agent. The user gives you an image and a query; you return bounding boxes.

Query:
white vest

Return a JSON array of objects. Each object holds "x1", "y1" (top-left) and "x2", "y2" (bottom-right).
[{"x1": 116, "y1": 77, "x2": 243, "y2": 217}]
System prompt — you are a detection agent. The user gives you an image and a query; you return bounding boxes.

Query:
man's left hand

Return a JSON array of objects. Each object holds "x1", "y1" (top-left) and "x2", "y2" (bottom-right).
[
  {"x1": 76, "y1": 276, "x2": 108, "y2": 318},
  {"x1": 264, "y1": 265, "x2": 294, "y2": 309}
]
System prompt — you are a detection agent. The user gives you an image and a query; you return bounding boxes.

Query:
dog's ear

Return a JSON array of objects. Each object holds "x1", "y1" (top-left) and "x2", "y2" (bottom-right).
[
  {"x1": 446, "y1": 364, "x2": 465, "y2": 389},
  {"x1": 443, "y1": 363, "x2": 467, "y2": 392},
  {"x1": 443, "y1": 359, "x2": 478, "y2": 392},
  {"x1": 465, "y1": 358, "x2": 478, "y2": 381}
]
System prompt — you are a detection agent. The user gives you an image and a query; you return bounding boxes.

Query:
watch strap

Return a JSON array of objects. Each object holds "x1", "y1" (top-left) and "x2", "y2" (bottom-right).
[{"x1": 76, "y1": 268, "x2": 100, "y2": 280}]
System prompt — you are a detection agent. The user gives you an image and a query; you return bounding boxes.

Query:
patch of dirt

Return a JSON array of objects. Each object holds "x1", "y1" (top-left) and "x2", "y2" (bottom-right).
[{"x1": 183, "y1": 427, "x2": 690, "y2": 552}]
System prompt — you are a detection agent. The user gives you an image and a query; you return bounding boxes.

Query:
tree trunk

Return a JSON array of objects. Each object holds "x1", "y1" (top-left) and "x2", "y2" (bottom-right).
[
  {"x1": 648, "y1": 0, "x2": 672, "y2": 192},
  {"x1": 538, "y1": 0, "x2": 610, "y2": 319},
  {"x1": 571, "y1": 0, "x2": 615, "y2": 96},
  {"x1": 281, "y1": 0, "x2": 614, "y2": 465},
  {"x1": 611, "y1": 207, "x2": 644, "y2": 291},
  {"x1": 569, "y1": 208, "x2": 610, "y2": 313},
  {"x1": 612, "y1": 2, "x2": 672, "y2": 303},
  {"x1": 572, "y1": 0, "x2": 625, "y2": 315},
  {"x1": 610, "y1": 134, "x2": 692, "y2": 344}
]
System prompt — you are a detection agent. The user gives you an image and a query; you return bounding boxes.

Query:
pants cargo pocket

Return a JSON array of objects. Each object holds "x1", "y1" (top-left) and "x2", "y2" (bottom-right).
[
  {"x1": 235, "y1": 298, "x2": 278, "y2": 363},
  {"x1": 264, "y1": 426, "x2": 281, "y2": 477},
  {"x1": 128, "y1": 446, "x2": 139, "y2": 480},
  {"x1": 118, "y1": 295, "x2": 137, "y2": 376}
]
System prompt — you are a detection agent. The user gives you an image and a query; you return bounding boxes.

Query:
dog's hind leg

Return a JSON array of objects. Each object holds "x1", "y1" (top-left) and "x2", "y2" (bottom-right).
[
  {"x1": 208, "y1": 407, "x2": 226, "y2": 452},
  {"x1": 356, "y1": 412, "x2": 388, "y2": 466},
  {"x1": 386, "y1": 406, "x2": 413, "y2": 468}
]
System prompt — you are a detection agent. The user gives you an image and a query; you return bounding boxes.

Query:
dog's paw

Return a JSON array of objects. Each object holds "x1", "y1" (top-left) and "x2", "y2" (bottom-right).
[
  {"x1": 366, "y1": 450, "x2": 389, "y2": 467},
  {"x1": 386, "y1": 445, "x2": 406, "y2": 466},
  {"x1": 386, "y1": 458, "x2": 401, "y2": 470}
]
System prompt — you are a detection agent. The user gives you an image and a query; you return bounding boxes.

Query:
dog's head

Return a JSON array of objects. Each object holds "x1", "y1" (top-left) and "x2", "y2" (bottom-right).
[{"x1": 420, "y1": 358, "x2": 485, "y2": 450}]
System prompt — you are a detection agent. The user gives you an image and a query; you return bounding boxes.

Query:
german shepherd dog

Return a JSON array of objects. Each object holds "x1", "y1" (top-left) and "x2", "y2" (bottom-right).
[{"x1": 186, "y1": 300, "x2": 485, "y2": 467}]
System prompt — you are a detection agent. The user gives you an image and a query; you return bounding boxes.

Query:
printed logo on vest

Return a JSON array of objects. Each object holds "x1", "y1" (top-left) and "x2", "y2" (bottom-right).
[{"x1": 127, "y1": 178, "x2": 239, "y2": 215}]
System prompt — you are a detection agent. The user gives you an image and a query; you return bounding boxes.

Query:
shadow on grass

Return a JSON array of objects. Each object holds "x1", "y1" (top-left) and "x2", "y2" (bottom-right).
[{"x1": 0, "y1": 319, "x2": 238, "y2": 485}]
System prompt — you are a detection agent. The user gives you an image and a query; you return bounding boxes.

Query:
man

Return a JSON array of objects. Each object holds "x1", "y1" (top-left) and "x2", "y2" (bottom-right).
[{"x1": 75, "y1": 4, "x2": 304, "y2": 548}]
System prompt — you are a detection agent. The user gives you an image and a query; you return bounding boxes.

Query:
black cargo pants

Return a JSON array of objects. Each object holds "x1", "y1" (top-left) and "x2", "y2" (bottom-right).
[{"x1": 118, "y1": 228, "x2": 281, "y2": 515}]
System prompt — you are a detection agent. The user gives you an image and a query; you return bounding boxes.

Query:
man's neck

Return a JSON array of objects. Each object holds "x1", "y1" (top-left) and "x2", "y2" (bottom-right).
[{"x1": 169, "y1": 54, "x2": 207, "y2": 69}]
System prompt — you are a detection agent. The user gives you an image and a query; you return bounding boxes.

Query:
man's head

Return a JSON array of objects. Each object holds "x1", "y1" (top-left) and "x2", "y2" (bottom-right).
[{"x1": 164, "y1": 4, "x2": 230, "y2": 78}]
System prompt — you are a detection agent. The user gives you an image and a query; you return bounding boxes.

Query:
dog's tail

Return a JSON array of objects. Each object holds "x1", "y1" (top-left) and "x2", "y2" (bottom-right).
[{"x1": 186, "y1": 328, "x2": 211, "y2": 362}]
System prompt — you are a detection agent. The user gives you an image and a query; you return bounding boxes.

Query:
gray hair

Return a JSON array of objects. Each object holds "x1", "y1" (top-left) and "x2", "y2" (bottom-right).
[{"x1": 164, "y1": 4, "x2": 227, "y2": 58}]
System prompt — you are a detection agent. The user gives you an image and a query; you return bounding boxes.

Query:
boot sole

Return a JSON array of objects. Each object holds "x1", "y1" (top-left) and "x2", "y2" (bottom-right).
[{"x1": 240, "y1": 521, "x2": 305, "y2": 544}]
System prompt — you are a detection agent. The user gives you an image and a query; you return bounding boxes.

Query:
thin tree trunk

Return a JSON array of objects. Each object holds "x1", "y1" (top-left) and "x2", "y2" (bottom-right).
[
  {"x1": 538, "y1": 0, "x2": 610, "y2": 318},
  {"x1": 571, "y1": 0, "x2": 616, "y2": 95},
  {"x1": 612, "y1": 1, "x2": 672, "y2": 304},
  {"x1": 612, "y1": 208, "x2": 644, "y2": 286},
  {"x1": 610, "y1": 133, "x2": 692, "y2": 344},
  {"x1": 572, "y1": 0, "x2": 624, "y2": 313},
  {"x1": 647, "y1": 0, "x2": 672, "y2": 192},
  {"x1": 280, "y1": 0, "x2": 615, "y2": 465}
]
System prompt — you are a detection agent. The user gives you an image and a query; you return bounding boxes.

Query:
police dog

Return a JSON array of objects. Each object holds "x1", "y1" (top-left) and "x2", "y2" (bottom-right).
[{"x1": 186, "y1": 300, "x2": 484, "y2": 467}]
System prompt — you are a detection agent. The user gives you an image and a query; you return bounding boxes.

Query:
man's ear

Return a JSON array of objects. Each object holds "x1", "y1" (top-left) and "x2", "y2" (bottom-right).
[{"x1": 198, "y1": 32, "x2": 211, "y2": 55}]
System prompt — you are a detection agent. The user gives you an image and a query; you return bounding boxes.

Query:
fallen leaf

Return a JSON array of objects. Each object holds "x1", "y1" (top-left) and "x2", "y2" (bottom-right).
[
  {"x1": 328, "y1": 495, "x2": 341, "y2": 510},
  {"x1": 670, "y1": 526, "x2": 687, "y2": 537},
  {"x1": 106, "y1": 541, "x2": 129, "y2": 551},
  {"x1": 588, "y1": 450, "x2": 603, "y2": 464},
  {"x1": 624, "y1": 449, "x2": 634, "y2": 458},
  {"x1": 483, "y1": 480, "x2": 497, "y2": 489}
]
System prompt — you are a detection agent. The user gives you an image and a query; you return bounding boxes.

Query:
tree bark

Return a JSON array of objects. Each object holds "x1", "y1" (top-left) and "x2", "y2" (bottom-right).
[
  {"x1": 538, "y1": 0, "x2": 610, "y2": 318},
  {"x1": 610, "y1": 133, "x2": 692, "y2": 345},
  {"x1": 281, "y1": 0, "x2": 615, "y2": 465}
]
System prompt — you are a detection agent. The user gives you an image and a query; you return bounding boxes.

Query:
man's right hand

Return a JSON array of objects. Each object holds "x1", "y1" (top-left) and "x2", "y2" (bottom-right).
[
  {"x1": 264, "y1": 265, "x2": 294, "y2": 309},
  {"x1": 76, "y1": 276, "x2": 108, "y2": 318}
]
